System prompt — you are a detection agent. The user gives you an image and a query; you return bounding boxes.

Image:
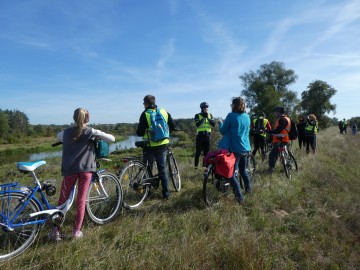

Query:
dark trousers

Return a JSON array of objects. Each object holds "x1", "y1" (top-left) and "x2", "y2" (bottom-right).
[
  {"x1": 143, "y1": 148, "x2": 170, "y2": 198},
  {"x1": 298, "y1": 134, "x2": 306, "y2": 149},
  {"x1": 305, "y1": 135, "x2": 317, "y2": 154},
  {"x1": 195, "y1": 133, "x2": 210, "y2": 167},
  {"x1": 268, "y1": 142, "x2": 288, "y2": 169},
  {"x1": 252, "y1": 134, "x2": 266, "y2": 158}
]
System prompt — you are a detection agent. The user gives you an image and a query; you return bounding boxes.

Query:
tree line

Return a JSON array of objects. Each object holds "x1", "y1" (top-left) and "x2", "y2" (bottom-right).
[
  {"x1": 1, "y1": 61, "x2": 358, "y2": 143},
  {"x1": 239, "y1": 61, "x2": 339, "y2": 128}
]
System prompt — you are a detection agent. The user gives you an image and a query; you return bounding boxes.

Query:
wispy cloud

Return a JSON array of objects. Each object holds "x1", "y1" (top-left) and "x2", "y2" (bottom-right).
[
  {"x1": 304, "y1": 0, "x2": 360, "y2": 53},
  {"x1": 156, "y1": 38, "x2": 176, "y2": 69}
]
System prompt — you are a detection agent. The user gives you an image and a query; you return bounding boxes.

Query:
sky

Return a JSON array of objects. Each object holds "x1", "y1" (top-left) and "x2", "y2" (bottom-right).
[{"x1": 0, "y1": 0, "x2": 359, "y2": 125}]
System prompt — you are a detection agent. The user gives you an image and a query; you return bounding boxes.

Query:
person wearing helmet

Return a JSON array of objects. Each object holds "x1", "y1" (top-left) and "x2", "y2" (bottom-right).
[
  {"x1": 194, "y1": 102, "x2": 215, "y2": 169},
  {"x1": 251, "y1": 112, "x2": 272, "y2": 160},
  {"x1": 265, "y1": 106, "x2": 291, "y2": 173}
]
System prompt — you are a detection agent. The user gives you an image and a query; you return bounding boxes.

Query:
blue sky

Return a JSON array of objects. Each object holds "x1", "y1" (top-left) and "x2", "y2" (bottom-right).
[{"x1": 0, "y1": 0, "x2": 359, "y2": 124}]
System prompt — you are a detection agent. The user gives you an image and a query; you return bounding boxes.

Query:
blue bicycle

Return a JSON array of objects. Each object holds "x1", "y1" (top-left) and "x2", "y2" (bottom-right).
[{"x1": 0, "y1": 156, "x2": 122, "y2": 261}]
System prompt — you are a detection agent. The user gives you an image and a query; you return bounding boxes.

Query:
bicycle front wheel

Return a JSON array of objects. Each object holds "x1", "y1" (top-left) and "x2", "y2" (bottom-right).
[
  {"x1": 118, "y1": 161, "x2": 150, "y2": 209},
  {"x1": 167, "y1": 153, "x2": 181, "y2": 192},
  {"x1": 247, "y1": 154, "x2": 256, "y2": 183},
  {"x1": 281, "y1": 154, "x2": 291, "y2": 179},
  {"x1": 86, "y1": 173, "x2": 123, "y2": 225},
  {"x1": 0, "y1": 192, "x2": 41, "y2": 261},
  {"x1": 288, "y1": 151, "x2": 298, "y2": 173}
]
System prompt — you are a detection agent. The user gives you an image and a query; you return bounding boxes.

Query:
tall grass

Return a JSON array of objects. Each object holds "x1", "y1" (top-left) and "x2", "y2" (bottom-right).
[{"x1": 1, "y1": 127, "x2": 359, "y2": 269}]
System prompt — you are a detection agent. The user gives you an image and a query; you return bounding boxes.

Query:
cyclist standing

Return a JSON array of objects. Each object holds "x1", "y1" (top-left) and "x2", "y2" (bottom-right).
[
  {"x1": 251, "y1": 112, "x2": 271, "y2": 160},
  {"x1": 305, "y1": 114, "x2": 319, "y2": 154},
  {"x1": 218, "y1": 97, "x2": 251, "y2": 204},
  {"x1": 265, "y1": 107, "x2": 291, "y2": 174},
  {"x1": 50, "y1": 108, "x2": 115, "y2": 241},
  {"x1": 194, "y1": 102, "x2": 216, "y2": 169},
  {"x1": 136, "y1": 94, "x2": 176, "y2": 200}
]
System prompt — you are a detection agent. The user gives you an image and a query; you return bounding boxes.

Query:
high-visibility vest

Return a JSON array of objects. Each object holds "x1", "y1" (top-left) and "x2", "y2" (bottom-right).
[
  {"x1": 272, "y1": 116, "x2": 291, "y2": 143},
  {"x1": 143, "y1": 108, "x2": 169, "y2": 147},
  {"x1": 305, "y1": 121, "x2": 318, "y2": 135},
  {"x1": 196, "y1": 113, "x2": 213, "y2": 133},
  {"x1": 253, "y1": 117, "x2": 269, "y2": 137}
]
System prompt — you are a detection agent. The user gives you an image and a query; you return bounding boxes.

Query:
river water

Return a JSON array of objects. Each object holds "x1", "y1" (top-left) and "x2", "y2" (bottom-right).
[{"x1": 0, "y1": 135, "x2": 145, "y2": 165}]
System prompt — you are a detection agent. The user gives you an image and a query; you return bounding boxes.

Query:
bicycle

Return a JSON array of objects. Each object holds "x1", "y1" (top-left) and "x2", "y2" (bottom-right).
[
  {"x1": 117, "y1": 141, "x2": 181, "y2": 209},
  {"x1": 203, "y1": 151, "x2": 255, "y2": 206},
  {"x1": 238, "y1": 152, "x2": 256, "y2": 189},
  {"x1": 0, "y1": 144, "x2": 122, "y2": 261},
  {"x1": 276, "y1": 140, "x2": 298, "y2": 179}
]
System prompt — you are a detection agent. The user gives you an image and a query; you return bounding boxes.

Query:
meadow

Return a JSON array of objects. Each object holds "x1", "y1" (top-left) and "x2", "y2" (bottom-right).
[{"x1": 0, "y1": 127, "x2": 359, "y2": 269}]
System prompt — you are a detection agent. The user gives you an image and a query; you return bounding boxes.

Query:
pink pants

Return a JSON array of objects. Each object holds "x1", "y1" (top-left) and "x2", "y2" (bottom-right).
[{"x1": 58, "y1": 172, "x2": 92, "y2": 232}]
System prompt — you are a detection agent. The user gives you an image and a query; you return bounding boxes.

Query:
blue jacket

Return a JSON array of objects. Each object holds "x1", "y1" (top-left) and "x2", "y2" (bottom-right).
[{"x1": 218, "y1": 112, "x2": 251, "y2": 153}]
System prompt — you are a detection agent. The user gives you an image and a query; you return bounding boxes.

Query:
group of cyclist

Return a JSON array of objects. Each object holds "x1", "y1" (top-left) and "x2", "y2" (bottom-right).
[
  {"x1": 52, "y1": 95, "x2": 320, "y2": 240},
  {"x1": 194, "y1": 100, "x2": 320, "y2": 203}
]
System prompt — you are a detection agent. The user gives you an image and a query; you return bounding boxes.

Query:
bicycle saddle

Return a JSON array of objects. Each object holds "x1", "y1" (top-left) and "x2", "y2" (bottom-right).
[{"x1": 16, "y1": 160, "x2": 46, "y2": 172}]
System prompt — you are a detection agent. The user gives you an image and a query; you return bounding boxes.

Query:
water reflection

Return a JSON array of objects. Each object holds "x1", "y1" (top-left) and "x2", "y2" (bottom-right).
[{"x1": 1, "y1": 136, "x2": 178, "y2": 165}]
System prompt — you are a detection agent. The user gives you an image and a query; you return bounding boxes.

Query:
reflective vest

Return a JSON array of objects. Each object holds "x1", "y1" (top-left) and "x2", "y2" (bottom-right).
[
  {"x1": 272, "y1": 116, "x2": 291, "y2": 143},
  {"x1": 196, "y1": 113, "x2": 213, "y2": 133},
  {"x1": 305, "y1": 121, "x2": 318, "y2": 135},
  {"x1": 252, "y1": 117, "x2": 269, "y2": 137},
  {"x1": 144, "y1": 108, "x2": 169, "y2": 147}
]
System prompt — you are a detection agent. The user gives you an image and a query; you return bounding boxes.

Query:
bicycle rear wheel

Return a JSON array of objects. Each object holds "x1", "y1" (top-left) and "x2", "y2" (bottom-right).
[
  {"x1": 0, "y1": 192, "x2": 41, "y2": 261},
  {"x1": 86, "y1": 173, "x2": 123, "y2": 225},
  {"x1": 203, "y1": 165, "x2": 230, "y2": 206},
  {"x1": 167, "y1": 153, "x2": 181, "y2": 192},
  {"x1": 118, "y1": 161, "x2": 150, "y2": 209}
]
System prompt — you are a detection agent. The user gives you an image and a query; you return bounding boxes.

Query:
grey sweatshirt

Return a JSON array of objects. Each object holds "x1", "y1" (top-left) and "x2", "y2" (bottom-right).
[{"x1": 57, "y1": 126, "x2": 115, "y2": 176}]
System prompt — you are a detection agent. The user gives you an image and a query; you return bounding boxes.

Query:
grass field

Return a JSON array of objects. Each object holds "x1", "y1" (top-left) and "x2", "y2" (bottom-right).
[{"x1": 0, "y1": 127, "x2": 359, "y2": 269}]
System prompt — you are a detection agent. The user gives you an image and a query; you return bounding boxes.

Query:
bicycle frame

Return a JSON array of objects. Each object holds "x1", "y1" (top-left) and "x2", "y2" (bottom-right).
[{"x1": 0, "y1": 161, "x2": 76, "y2": 229}]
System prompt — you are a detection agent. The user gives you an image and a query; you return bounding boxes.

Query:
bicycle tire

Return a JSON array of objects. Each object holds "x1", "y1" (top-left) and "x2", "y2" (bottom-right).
[
  {"x1": 247, "y1": 154, "x2": 256, "y2": 183},
  {"x1": 86, "y1": 173, "x2": 123, "y2": 225},
  {"x1": 118, "y1": 161, "x2": 150, "y2": 209},
  {"x1": 0, "y1": 192, "x2": 41, "y2": 261},
  {"x1": 281, "y1": 153, "x2": 291, "y2": 179},
  {"x1": 203, "y1": 165, "x2": 230, "y2": 206},
  {"x1": 167, "y1": 153, "x2": 181, "y2": 192},
  {"x1": 288, "y1": 150, "x2": 298, "y2": 173},
  {"x1": 238, "y1": 154, "x2": 256, "y2": 190}
]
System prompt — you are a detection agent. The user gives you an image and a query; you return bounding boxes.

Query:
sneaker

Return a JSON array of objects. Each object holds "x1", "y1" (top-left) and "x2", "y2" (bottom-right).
[
  {"x1": 72, "y1": 230, "x2": 83, "y2": 240},
  {"x1": 268, "y1": 168, "x2": 275, "y2": 175},
  {"x1": 48, "y1": 227, "x2": 62, "y2": 242}
]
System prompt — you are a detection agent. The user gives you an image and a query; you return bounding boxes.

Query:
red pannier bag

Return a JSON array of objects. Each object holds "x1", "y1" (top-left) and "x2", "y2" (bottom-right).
[
  {"x1": 215, "y1": 152, "x2": 236, "y2": 178},
  {"x1": 203, "y1": 149, "x2": 228, "y2": 167}
]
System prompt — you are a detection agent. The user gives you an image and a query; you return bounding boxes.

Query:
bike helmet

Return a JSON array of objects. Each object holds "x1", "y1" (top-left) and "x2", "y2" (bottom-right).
[
  {"x1": 200, "y1": 102, "x2": 209, "y2": 109},
  {"x1": 259, "y1": 112, "x2": 266, "y2": 117},
  {"x1": 273, "y1": 106, "x2": 285, "y2": 114}
]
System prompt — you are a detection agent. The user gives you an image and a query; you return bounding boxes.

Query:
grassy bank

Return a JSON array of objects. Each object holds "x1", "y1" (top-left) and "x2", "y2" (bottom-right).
[{"x1": 1, "y1": 127, "x2": 359, "y2": 269}]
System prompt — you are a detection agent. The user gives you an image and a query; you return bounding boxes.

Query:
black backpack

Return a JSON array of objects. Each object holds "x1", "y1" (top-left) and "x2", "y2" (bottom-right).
[
  {"x1": 254, "y1": 118, "x2": 264, "y2": 131},
  {"x1": 288, "y1": 118, "x2": 298, "y2": 140}
]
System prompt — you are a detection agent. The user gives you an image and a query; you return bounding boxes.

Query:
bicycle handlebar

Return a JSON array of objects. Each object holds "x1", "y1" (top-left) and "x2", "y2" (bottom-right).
[{"x1": 52, "y1": 141, "x2": 63, "y2": 147}]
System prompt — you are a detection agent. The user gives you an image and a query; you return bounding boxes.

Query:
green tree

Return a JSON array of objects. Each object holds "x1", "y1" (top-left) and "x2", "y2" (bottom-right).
[
  {"x1": 0, "y1": 111, "x2": 10, "y2": 137},
  {"x1": 300, "y1": 80, "x2": 337, "y2": 128},
  {"x1": 239, "y1": 61, "x2": 299, "y2": 123}
]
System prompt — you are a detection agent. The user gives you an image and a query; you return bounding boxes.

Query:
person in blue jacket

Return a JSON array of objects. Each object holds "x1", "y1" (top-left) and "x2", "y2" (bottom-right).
[{"x1": 218, "y1": 97, "x2": 251, "y2": 204}]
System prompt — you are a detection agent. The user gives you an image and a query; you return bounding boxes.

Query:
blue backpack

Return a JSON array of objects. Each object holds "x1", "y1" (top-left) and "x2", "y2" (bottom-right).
[{"x1": 147, "y1": 108, "x2": 170, "y2": 142}]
